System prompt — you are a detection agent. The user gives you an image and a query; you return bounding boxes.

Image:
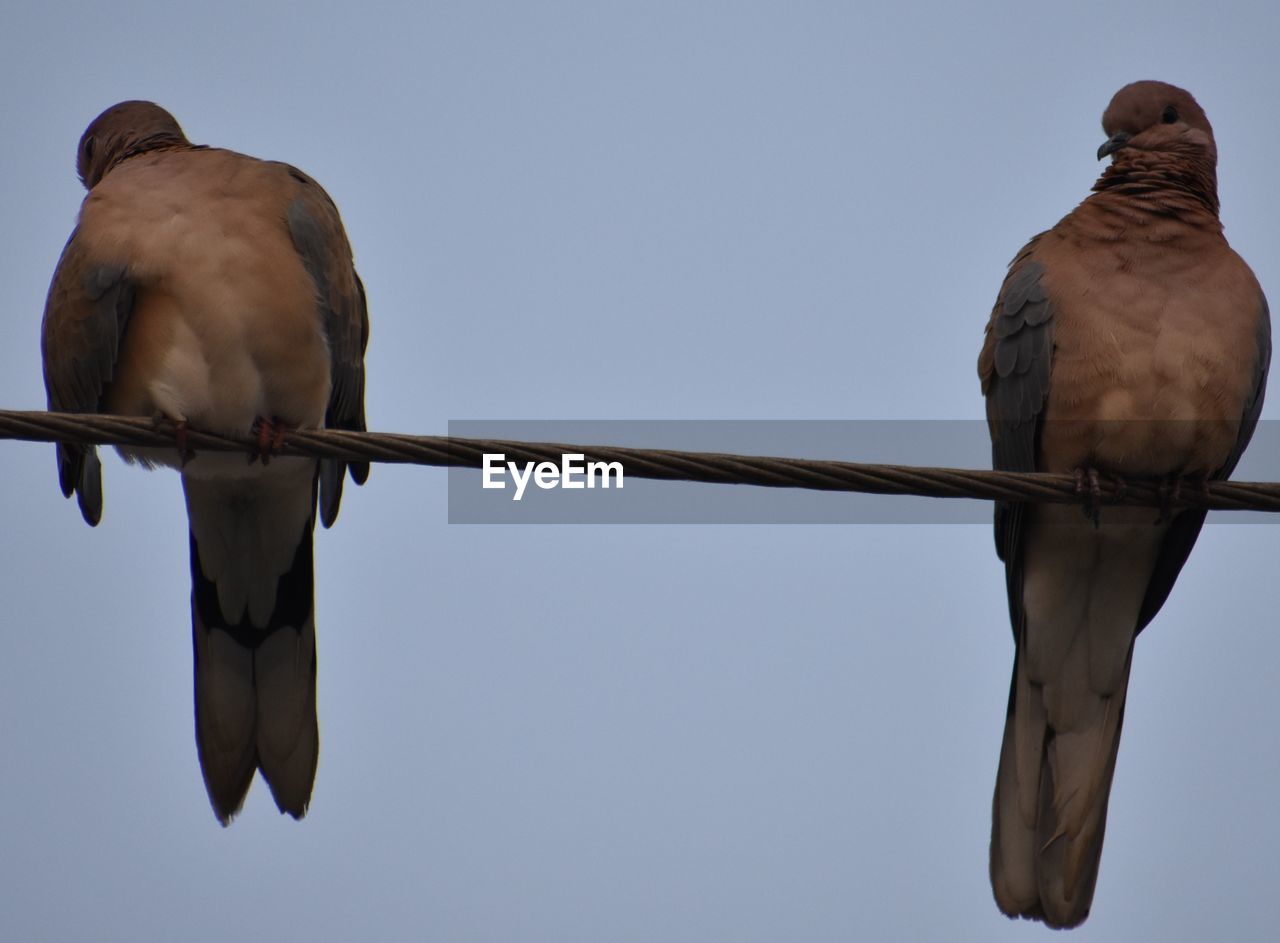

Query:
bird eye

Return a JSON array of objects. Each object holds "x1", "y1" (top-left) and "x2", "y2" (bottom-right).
[{"x1": 1161, "y1": 105, "x2": 1179, "y2": 124}]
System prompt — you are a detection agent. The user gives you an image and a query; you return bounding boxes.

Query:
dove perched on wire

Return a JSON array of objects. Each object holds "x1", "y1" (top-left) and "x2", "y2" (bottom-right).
[
  {"x1": 41, "y1": 101, "x2": 369, "y2": 823},
  {"x1": 977, "y1": 81, "x2": 1269, "y2": 927}
]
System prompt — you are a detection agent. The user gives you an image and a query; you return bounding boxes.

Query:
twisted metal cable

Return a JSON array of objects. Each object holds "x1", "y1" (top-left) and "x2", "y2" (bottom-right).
[{"x1": 3, "y1": 408, "x2": 1279, "y2": 512}]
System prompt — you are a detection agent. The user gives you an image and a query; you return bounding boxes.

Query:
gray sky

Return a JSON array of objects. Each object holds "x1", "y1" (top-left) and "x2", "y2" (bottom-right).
[{"x1": 3, "y1": 2, "x2": 1279, "y2": 940}]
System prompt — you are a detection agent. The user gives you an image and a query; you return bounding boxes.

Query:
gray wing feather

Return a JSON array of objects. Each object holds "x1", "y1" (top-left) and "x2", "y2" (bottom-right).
[
  {"x1": 286, "y1": 188, "x2": 369, "y2": 529},
  {"x1": 985, "y1": 257, "x2": 1055, "y2": 637},
  {"x1": 41, "y1": 241, "x2": 135, "y2": 526}
]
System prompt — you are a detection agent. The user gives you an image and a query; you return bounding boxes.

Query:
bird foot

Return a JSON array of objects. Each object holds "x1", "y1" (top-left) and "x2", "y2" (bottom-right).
[
  {"x1": 1072, "y1": 467, "x2": 1127, "y2": 526},
  {"x1": 1073, "y1": 466, "x2": 1103, "y2": 526},
  {"x1": 1155, "y1": 472, "x2": 1209, "y2": 523},
  {"x1": 250, "y1": 416, "x2": 290, "y2": 465},
  {"x1": 155, "y1": 416, "x2": 195, "y2": 466},
  {"x1": 1111, "y1": 474, "x2": 1129, "y2": 505}
]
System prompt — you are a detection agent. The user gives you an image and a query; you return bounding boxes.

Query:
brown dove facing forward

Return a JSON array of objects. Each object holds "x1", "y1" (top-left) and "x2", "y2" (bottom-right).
[
  {"x1": 977, "y1": 81, "x2": 1269, "y2": 927},
  {"x1": 41, "y1": 101, "x2": 369, "y2": 824}
]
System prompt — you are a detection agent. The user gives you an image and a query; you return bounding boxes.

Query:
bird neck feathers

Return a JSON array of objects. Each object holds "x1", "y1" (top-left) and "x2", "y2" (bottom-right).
[
  {"x1": 99, "y1": 135, "x2": 193, "y2": 185},
  {"x1": 1091, "y1": 149, "x2": 1220, "y2": 221}
]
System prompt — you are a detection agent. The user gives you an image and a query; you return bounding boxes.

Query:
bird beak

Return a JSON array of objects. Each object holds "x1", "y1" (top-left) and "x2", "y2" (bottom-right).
[{"x1": 1097, "y1": 132, "x2": 1133, "y2": 160}]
